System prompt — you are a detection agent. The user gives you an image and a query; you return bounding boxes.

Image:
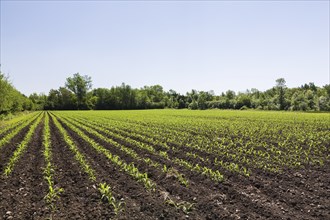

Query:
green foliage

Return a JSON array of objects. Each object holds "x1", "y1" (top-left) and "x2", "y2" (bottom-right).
[
  {"x1": 235, "y1": 94, "x2": 252, "y2": 109},
  {"x1": 51, "y1": 114, "x2": 96, "y2": 181},
  {"x1": 165, "y1": 198, "x2": 194, "y2": 214},
  {"x1": 43, "y1": 113, "x2": 64, "y2": 213},
  {"x1": 188, "y1": 100, "x2": 198, "y2": 110},
  {"x1": 55, "y1": 109, "x2": 329, "y2": 178},
  {"x1": 44, "y1": 175, "x2": 64, "y2": 211},
  {"x1": 0, "y1": 112, "x2": 38, "y2": 137},
  {"x1": 0, "y1": 72, "x2": 32, "y2": 114},
  {"x1": 65, "y1": 73, "x2": 92, "y2": 109},
  {"x1": 98, "y1": 182, "x2": 125, "y2": 215},
  {"x1": 14, "y1": 109, "x2": 325, "y2": 218},
  {"x1": 52, "y1": 113, "x2": 156, "y2": 191},
  {"x1": 29, "y1": 93, "x2": 47, "y2": 110},
  {"x1": 3, "y1": 113, "x2": 43, "y2": 176},
  {"x1": 36, "y1": 74, "x2": 330, "y2": 111},
  {"x1": 54, "y1": 111, "x2": 225, "y2": 184},
  {"x1": 1, "y1": 71, "x2": 329, "y2": 112},
  {"x1": 163, "y1": 167, "x2": 189, "y2": 187}
]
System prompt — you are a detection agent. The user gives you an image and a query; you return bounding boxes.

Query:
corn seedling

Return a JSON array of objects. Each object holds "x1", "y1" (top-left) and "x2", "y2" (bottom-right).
[{"x1": 98, "y1": 183, "x2": 125, "y2": 215}]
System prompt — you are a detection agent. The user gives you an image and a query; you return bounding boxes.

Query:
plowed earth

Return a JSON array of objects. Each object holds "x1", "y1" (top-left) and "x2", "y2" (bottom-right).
[{"x1": 0, "y1": 116, "x2": 329, "y2": 219}]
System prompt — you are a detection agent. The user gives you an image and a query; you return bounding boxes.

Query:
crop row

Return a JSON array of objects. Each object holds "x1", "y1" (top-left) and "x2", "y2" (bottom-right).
[
  {"x1": 69, "y1": 114, "x2": 249, "y2": 177},
  {"x1": 1, "y1": 113, "x2": 124, "y2": 216},
  {"x1": 3, "y1": 113, "x2": 43, "y2": 176},
  {"x1": 51, "y1": 112, "x2": 195, "y2": 213},
  {"x1": 57, "y1": 113, "x2": 225, "y2": 182},
  {"x1": 1, "y1": 110, "x2": 328, "y2": 218},
  {"x1": 0, "y1": 112, "x2": 41, "y2": 149},
  {"x1": 0, "y1": 112, "x2": 39, "y2": 134},
  {"x1": 54, "y1": 110, "x2": 329, "y2": 175},
  {"x1": 50, "y1": 113, "x2": 125, "y2": 215},
  {"x1": 42, "y1": 113, "x2": 63, "y2": 213},
  {"x1": 1, "y1": 111, "x2": 195, "y2": 216}
]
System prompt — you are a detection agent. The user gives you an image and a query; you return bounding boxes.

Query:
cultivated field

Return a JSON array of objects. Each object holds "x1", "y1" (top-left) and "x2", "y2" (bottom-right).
[{"x1": 0, "y1": 110, "x2": 329, "y2": 219}]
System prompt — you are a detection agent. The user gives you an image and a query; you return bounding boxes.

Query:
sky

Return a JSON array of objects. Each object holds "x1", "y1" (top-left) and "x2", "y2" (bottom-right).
[{"x1": 0, "y1": 0, "x2": 329, "y2": 96}]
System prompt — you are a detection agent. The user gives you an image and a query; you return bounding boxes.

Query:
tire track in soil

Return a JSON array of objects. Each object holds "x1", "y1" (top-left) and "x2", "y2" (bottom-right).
[
  {"x1": 0, "y1": 121, "x2": 47, "y2": 220},
  {"x1": 49, "y1": 117, "x2": 114, "y2": 220},
  {"x1": 56, "y1": 117, "x2": 189, "y2": 219},
  {"x1": 58, "y1": 117, "x2": 268, "y2": 219}
]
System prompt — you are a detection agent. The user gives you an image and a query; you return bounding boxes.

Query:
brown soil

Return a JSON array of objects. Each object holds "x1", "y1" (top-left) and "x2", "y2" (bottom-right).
[
  {"x1": 0, "y1": 115, "x2": 329, "y2": 219},
  {"x1": 0, "y1": 121, "x2": 47, "y2": 219}
]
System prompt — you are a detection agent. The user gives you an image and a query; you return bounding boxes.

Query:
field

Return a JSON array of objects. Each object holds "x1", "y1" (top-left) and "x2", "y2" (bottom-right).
[{"x1": 0, "y1": 110, "x2": 329, "y2": 219}]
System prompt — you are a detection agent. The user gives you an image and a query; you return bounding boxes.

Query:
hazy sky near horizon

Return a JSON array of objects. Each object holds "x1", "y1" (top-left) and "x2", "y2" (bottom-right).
[{"x1": 1, "y1": 1, "x2": 329, "y2": 96}]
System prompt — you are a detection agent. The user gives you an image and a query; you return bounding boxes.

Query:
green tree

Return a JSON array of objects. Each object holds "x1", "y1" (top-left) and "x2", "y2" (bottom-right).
[
  {"x1": 197, "y1": 92, "x2": 207, "y2": 110},
  {"x1": 323, "y1": 84, "x2": 330, "y2": 98},
  {"x1": 117, "y1": 83, "x2": 136, "y2": 109},
  {"x1": 318, "y1": 96, "x2": 330, "y2": 111},
  {"x1": 136, "y1": 90, "x2": 150, "y2": 109},
  {"x1": 305, "y1": 90, "x2": 317, "y2": 110},
  {"x1": 29, "y1": 93, "x2": 47, "y2": 110},
  {"x1": 196, "y1": 91, "x2": 213, "y2": 110},
  {"x1": 65, "y1": 73, "x2": 92, "y2": 109},
  {"x1": 188, "y1": 100, "x2": 198, "y2": 110},
  {"x1": 290, "y1": 91, "x2": 307, "y2": 111},
  {"x1": 225, "y1": 90, "x2": 235, "y2": 100},
  {"x1": 0, "y1": 72, "x2": 31, "y2": 114},
  {"x1": 92, "y1": 88, "x2": 111, "y2": 110},
  {"x1": 58, "y1": 87, "x2": 76, "y2": 110},
  {"x1": 164, "y1": 89, "x2": 179, "y2": 108},
  {"x1": 235, "y1": 93, "x2": 252, "y2": 109},
  {"x1": 46, "y1": 89, "x2": 61, "y2": 110},
  {"x1": 276, "y1": 78, "x2": 287, "y2": 110},
  {"x1": 0, "y1": 73, "x2": 13, "y2": 113}
]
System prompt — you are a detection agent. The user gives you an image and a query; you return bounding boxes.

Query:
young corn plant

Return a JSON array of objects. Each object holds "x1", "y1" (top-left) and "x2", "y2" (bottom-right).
[
  {"x1": 165, "y1": 198, "x2": 194, "y2": 215},
  {"x1": 51, "y1": 114, "x2": 96, "y2": 181},
  {"x1": 162, "y1": 164, "x2": 168, "y2": 173},
  {"x1": 4, "y1": 167, "x2": 12, "y2": 176},
  {"x1": 98, "y1": 182, "x2": 125, "y2": 215},
  {"x1": 43, "y1": 113, "x2": 64, "y2": 214},
  {"x1": 44, "y1": 175, "x2": 64, "y2": 211},
  {"x1": 61, "y1": 115, "x2": 190, "y2": 189},
  {"x1": 3, "y1": 114, "x2": 43, "y2": 176},
  {"x1": 0, "y1": 113, "x2": 41, "y2": 150},
  {"x1": 163, "y1": 167, "x2": 189, "y2": 187},
  {"x1": 68, "y1": 115, "x2": 221, "y2": 184},
  {"x1": 54, "y1": 115, "x2": 156, "y2": 191}
]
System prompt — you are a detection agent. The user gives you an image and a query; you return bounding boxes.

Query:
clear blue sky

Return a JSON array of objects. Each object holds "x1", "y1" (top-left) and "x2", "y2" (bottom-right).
[{"x1": 1, "y1": 1, "x2": 329, "y2": 96}]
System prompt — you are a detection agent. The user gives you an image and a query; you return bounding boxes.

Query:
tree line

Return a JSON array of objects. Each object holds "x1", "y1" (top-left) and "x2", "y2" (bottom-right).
[
  {"x1": 1, "y1": 72, "x2": 330, "y2": 115},
  {"x1": 0, "y1": 73, "x2": 32, "y2": 116}
]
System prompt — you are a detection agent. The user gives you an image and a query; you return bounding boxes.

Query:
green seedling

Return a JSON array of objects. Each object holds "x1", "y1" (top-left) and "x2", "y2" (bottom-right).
[{"x1": 98, "y1": 183, "x2": 125, "y2": 215}]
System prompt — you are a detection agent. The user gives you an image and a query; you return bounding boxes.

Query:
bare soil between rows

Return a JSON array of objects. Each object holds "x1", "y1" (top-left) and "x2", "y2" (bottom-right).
[{"x1": 0, "y1": 117, "x2": 329, "y2": 219}]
